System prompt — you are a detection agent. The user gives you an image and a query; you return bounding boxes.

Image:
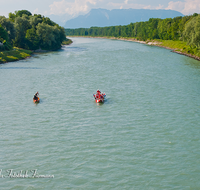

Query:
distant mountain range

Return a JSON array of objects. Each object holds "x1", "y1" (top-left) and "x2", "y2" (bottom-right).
[{"x1": 64, "y1": 9, "x2": 184, "y2": 29}]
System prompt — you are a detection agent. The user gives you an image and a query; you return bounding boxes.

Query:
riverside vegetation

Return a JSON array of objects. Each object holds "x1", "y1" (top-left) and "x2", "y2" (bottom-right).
[
  {"x1": 65, "y1": 13, "x2": 200, "y2": 60},
  {"x1": 0, "y1": 10, "x2": 72, "y2": 63}
]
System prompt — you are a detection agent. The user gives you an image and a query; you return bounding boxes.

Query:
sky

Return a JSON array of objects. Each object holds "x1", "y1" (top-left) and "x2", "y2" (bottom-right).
[{"x1": 1, "y1": 0, "x2": 200, "y2": 24}]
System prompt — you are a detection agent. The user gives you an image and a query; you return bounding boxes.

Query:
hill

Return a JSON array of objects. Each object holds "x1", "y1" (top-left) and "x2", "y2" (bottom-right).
[{"x1": 64, "y1": 8, "x2": 184, "y2": 29}]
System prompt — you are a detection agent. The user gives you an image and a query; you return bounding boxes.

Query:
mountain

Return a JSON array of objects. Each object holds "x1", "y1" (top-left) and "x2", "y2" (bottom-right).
[{"x1": 64, "y1": 8, "x2": 184, "y2": 29}]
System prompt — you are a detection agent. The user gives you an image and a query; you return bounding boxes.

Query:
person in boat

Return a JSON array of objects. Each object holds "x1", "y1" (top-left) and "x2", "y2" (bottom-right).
[
  {"x1": 33, "y1": 92, "x2": 39, "y2": 100},
  {"x1": 97, "y1": 89, "x2": 101, "y2": 94},
  {"x1": 93, "y1": 90, "x2": 99, "y2": 99}
]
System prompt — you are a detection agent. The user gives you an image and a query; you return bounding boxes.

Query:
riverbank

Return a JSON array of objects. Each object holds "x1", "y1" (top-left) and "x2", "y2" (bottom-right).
[
  {"x1": 0, "y1": 48, "x2": 33, "y2": 64},
  {"x1": 0, "y1": 39, "x2": 73, "y2": 64},
  {"x1": 109, "y1": 37, "x2": 200, "y2": 61},
  {"x1": 70, "y1": 36, "x2": 200, "y2": 61},
  {"x1": 62, "y1": 38, "x2": 73, "y2": 45}
]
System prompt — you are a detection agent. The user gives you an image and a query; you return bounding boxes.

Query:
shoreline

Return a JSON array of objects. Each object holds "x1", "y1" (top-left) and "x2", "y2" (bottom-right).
[
  {"x1": 1, "y1": 37, "x2": 199, "y2": 63},
  {"x1": 0, "y1": 48, "x2": 33, "y2": 64},
  {"x1": 69, "y1": 36, "x2": 200, "y2": 62},
  {"x1": 0, "y1": 42, "x2": 73, "y2": 64},
  {"x1": 104, "y1": 37, "x2": 200, "y2": 61}
]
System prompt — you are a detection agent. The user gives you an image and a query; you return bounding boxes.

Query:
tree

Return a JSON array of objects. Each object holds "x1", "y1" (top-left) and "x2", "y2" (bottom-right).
[
  {"x1": 36, "y1": 22, "x2": 66, "y2": 50},
  {"x1": 36, "y1": 23, "x2": 55, "y2": 50},
  {"x1": 0, "y1": 24, "x2": 12, "y2": 51},
  {"x1": 157, "y1": 18, "x2": 173, "y2": 40},
  {"x1": 29, "y1": 16, "x2": 42, "y2": 29},
  {"x1": 15, "y1": 10, "x2": 32, "y2": 17},
  {"x1": 1, "y1": 10, "x2": 67, "y2": 50},
  {"x1": 14, "y1": 15, "x2": 31, "y2": 48},
  {"x1": 0, "y1": 16, "x2": 15, "y2": 44},
  {"x1": 42, "y1": 17, "x2": 56, "y2": 26},
  {"x1": 25, "y1": 27, "x2": 39, "y2": 50},
  {"x1": 8, "y1": 12, "x2": 16, "y2": 22},
  {"x1": 183, "y1": 14, "x2": 200, "y2": 48},
  {"x1": 0, "y1": 24, "x2": 8, "y2": 41}
]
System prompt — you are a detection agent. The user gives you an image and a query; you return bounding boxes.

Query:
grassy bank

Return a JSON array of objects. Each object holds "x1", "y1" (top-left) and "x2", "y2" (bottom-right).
[
  {"x1": 0, "y1": 48, "x2": 33, "y2": 64},
  {"x1": 62, "y1": 38, "x2": 73, "y2": 45},
  {"x1": 119, "y1": 37, "x2": 200, "y2": 61},
  {"x1": 147, "y1": 39, "x2": 200, "y2": 61},
  {"x1": 0, "y1": 39, "x2": 72, "y2": 64}
]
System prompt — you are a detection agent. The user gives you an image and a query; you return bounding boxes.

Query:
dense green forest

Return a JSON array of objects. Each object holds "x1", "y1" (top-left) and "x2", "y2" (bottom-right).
[
  {"x1": 65, "y1": 13, "x2": 200, "y2": 57},
  {"x1": 0, "y1": 10, "x2": 70, "y2": 51}
]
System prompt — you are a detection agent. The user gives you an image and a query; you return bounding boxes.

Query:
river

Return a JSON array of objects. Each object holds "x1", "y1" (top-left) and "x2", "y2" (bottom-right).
[{"x1": 0, "y1": 37, "x2": 200, "y2": 189}]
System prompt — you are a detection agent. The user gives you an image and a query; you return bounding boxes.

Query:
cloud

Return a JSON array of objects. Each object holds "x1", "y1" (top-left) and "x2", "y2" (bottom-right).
[
  {"x1": 124, "y1": 0, "x2": 128, "y2": 4},
  {"x1": 33, "y1": 8, "x2": 39, "y2": 15},
  {"x1": 166, "y1": 0, "x2": 200, "y2": 15},
  {"x1": 48, "y1": 0, "x2": 200, "y2": 18},
  {"x1": 49, "y1": 0, "x2": 153, "y2": 14},
  {"x1": 156, "y1": 4, "x2": 165, "y2": 10},
  {"x1": 105, "y1": 0, "x2": 200, "y2": 15},
  {"x1": 143, "y1": 4, "x2": 164, "y2": 10},
  {"x1": 166, "y1": 1, "x2": 185, "y2": 12},
  {"x1": 49, "y1": 0, "x2": 97, "y2": 16},
  {"x1": 107, "y1": 1, "x2": 165, "y2": 10},
  {"x1": 107, "y1": 2, "x2": 147, "y2": 9}
]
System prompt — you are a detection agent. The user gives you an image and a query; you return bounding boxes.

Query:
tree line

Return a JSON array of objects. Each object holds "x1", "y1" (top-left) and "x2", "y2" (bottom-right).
[
  {"x1": 65, "y1": 13, "x2": 200, "y2": 50},
  {"x1": 0, "y1": 10, "x2": 68, "y2": 51}
]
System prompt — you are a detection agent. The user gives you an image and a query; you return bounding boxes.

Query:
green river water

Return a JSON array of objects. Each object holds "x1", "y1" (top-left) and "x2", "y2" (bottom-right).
[{"x1": 0, "y1": 37, "x2": 200, "y2": 189}]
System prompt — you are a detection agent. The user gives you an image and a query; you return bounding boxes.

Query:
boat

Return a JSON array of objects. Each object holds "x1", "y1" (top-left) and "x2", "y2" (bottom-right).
[
  {"x1": 93, "y1": 90, "x2": 106, "y2": 103},
  {"x1": 33, "y1": 97, "x2": 40, "y2": 103},
  {"x1": 33, "y1": 92, "x2": 40, "y2": 103}
]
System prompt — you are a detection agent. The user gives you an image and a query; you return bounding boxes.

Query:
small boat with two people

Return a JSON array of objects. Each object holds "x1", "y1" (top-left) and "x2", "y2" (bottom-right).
[
  {"x1": 93, "y1": 90, "x2": 106, "y2": 103},
  {"x1": 33, "y1": 91, "x2": 40, "y2": 103}
]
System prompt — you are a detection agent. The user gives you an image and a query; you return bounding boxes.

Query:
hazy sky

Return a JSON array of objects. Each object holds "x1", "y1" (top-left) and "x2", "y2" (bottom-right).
[{"x1": 1, "y1": 0, "x2": 200, "y2": 19}]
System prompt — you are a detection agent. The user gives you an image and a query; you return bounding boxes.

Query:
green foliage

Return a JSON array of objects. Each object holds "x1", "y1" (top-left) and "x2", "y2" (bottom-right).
[
  {"x1": 14, "y1": 15, "x2": 31, "y2": 48},
  {"x1": 65, "y1": 13, "x2": 200, "y2": 58},
  {"x1": 193, "y1": 13, "x2": 198, "y2": 17},
  {"x1": 15, "y1": 10, "x2": 32, "y2": 17},
  {"x1": 0, "y1": 24, "x2": 8, "y2": 41},
  {"x1": 0, "y1": 16, "x2": 15, "y2": 43},
  {"x1": 36, "y1": 23, "x2": 55, "y2": 50},
  {"x1": 0, "y1": 24, "x2": 12, "y2": 51},
  {"x1": 29, "y1": 16, "x2": 42, "y2": 29},
  {"x1": 0, "y1": 41, "x2": 12, "y2": 51},
  {"x1": 183, "y1": 14, "x2": 200, "y2": 48},
  {"x1": 65, "y1": 15, "x2": 197, "y2": 42},
  {"x1": 36, "y1": 23, "x2": 66, "y2": 50},
  {"x1": 62, "y1": 38, "x2": 73, "y2": 45},
  {"x1": 8, "y1": 13, "x2": 16, "y2": 22},
  {"x1": 0, "y1": 47, "x2": 32, "y2": 63},
  {"x1": 25, "y1": 27, "x2": 39, "y2": 50},
  {"x1": 42, "y1": 17, "x2": 56, "y2": 26},
  {"x1": 4, "y1": 10, "x2": 67, "y2": 50}
]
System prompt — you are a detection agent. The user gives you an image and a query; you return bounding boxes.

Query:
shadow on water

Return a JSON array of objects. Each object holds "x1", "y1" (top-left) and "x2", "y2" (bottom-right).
[
  {"x1": 186, "y1": 59, "x2": 200, "y2": 70},
  {"x1": 62, "y1": 46, "x2": 87, "y2": 52},
  {"x1": 103, "y1": 98, "x2": 111, "y2": 104},
  {"x1": 0, "y1": 67, "x2": 42, "y2": 69}
]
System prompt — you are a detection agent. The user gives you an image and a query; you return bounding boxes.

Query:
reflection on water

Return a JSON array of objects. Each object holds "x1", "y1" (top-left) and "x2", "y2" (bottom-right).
[{"x1": 186, "y1": 58, "x2": 200, "y2": 70}]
